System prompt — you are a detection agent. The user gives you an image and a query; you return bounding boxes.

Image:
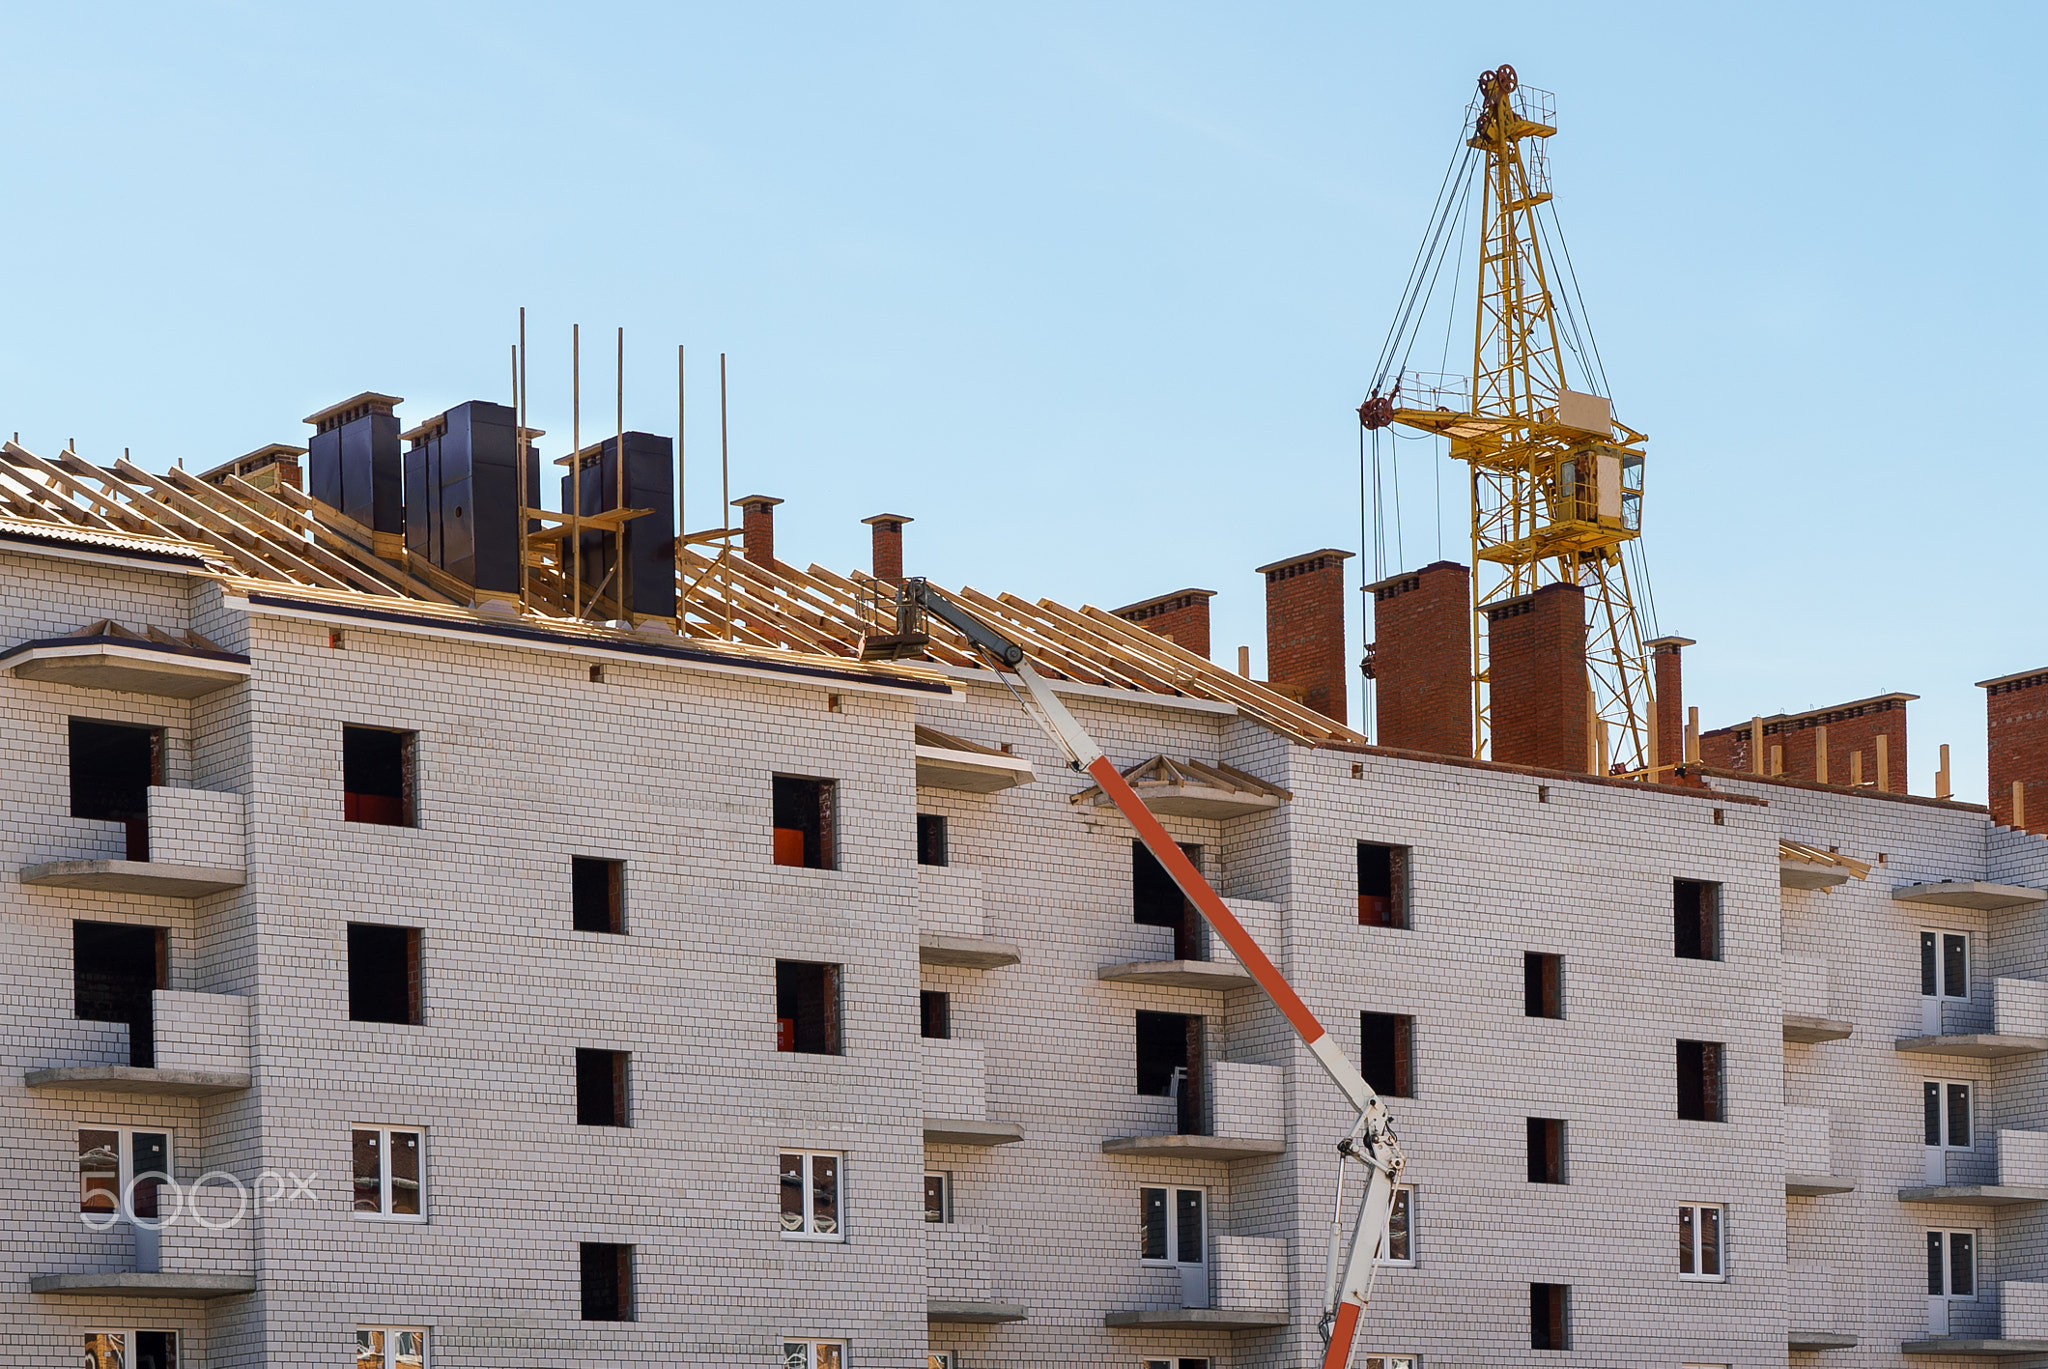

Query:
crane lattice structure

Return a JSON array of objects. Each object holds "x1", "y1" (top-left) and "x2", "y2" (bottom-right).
[{"x1": 1362, "y1": 64, "x2": 1654, "y2": 775}]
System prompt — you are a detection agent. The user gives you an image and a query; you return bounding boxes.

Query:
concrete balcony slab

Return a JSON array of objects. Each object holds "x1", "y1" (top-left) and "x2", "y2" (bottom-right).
[
  {"x1": 1902, "y1": 1338, "x2": 2048, "y2": 1355},
  {"x1": 1789, "y1": 1331, "x2": 1856, "y2": 1350},
  {"x1": 30, "y1": 1272, "x2": 254, "y2": 1298},
  {"x1": 918, "y1": 934, "x2": 1020, "y2": 970},
  {"x1": 1785, "y1": 1014, "x2": 1853, "y2": 1043},
  {"x1": 928, "y1": 1301, "x2": 1027, "y2": 1324},
  {"x1": 1787, "y1": 1173, "x2": 1856, "y2": 1197},
  {"x1": 1102, "y1": 1134, "x2": 1285, "y2": 1161},
  {"x1": 924, "y1": 1117, "x2": 1023, "y2": 1147},
  {"x1": 1896, "y1": 1033, "x2": 2048, "y2": 1060},
  {"x1": 20, "y1": 859, "x2": 244, "y2": 897},
  {"x1": 1897, "y1": 1185, "x2": 2048, "y2": 1207},
  {"x1": 1105, "y1": 1308, "x2": 1288, "y2": 1330},
  {"x1": 1098, "y1": 960, "x2": 1255, "y2": 990},
  {"x1": 1893, "y1": 882, "x2": 2047, "y2": 911},
  {"x1": 25, "y1": 1066, "x2": 249, "y2": 1097}
]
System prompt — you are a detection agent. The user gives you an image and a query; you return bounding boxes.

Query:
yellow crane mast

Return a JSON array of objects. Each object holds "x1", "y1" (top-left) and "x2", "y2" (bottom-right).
[{"x1": 1362, "y1": 65, "x2": 1653, "y2": 774}]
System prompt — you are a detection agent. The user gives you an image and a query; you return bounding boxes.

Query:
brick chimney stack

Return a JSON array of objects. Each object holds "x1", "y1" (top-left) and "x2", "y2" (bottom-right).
[
  {"x1": 1257, "y1": 549, "x2": 1353, "y2": 724},
  {"x1": 1112, "y1": 589, "x2": 1216, "y2": 659},
  {"x1": 1485, "y1": 582, "x2": 1590, "y2": 772},
  {"x1": 1980, "y1": 667, "x2": 2048, "y2": 831},
  {"x1": 861, "y1": 513, "x2": 911, "y2": 584},
  {"x1": 1645, "y1": 636, "x2": 1696, "y2": 777},
  {"x1": 734, "y1": 495, "x2": 784, "y2": 567},
  {"x1": 1366, "y1": 561, "x2": 1470, "y2": 756}
]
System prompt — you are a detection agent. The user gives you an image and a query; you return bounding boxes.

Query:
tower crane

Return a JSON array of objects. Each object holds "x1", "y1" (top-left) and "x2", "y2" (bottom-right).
[
  {"x1": 865, "y1": 580, "x2": 1406, "y2": 1369},
  {"x1": 1360, "y1": 64, "x2": 1654, "y2": 774}
]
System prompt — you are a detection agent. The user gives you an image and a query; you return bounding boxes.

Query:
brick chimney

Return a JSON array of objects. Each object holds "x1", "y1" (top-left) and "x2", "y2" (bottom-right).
[
  {"x1": 1699, "y1": 693, "x2": 1914, "y2": 788},
  {"x1": 1113, "y1": 588, "x2": 1216, "y2": 659},
  {"x1": 862, "y1": 513, "x2": 911, "y2": 584},
  {"x1": 1485, "y1": 582, "x2": 1589, "y2": 772},
  {"x1": 1981, "y1": 667, "x2": 2048, "y2": 830},
  {"x1": 1257, "y1": 549, "x2": 1353, "y2": 724},
  {"x1": 1645, "y1": 636, "x2": 1695, "y2": 777},
  {"x1": 1366, "y1": 561, "x2": 1470, "y2": 756},
  {"x1": 734, "y1": 494, "x2": 783, "y2": 567}
]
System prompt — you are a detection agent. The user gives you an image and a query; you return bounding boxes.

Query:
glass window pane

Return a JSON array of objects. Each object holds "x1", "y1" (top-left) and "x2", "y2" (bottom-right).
[
  {"x1": 1925, "y1": 1083, "x2": 1942, "y2": 1147},
  {"x1": 1946, "y1": 935, "x2": 1969, "y2": 998},
  {"x1": 1927, "y1": 1232, "x2": 1945, "y2": 1295},
  {"x1": 1949, "y1": 1084, "x2": 1972, "y2": 1148},
  {"x1": 1700, "y1": 1206, "x2": 1721, "y2": 1276},
  {"x1": 1142, "y1": 1187, "x2": 1167, "y2": 1260},
  {"x1": 923, "y1": 1173, "x2": 946, "y2": 1223},
  {"x1": 1678, "y1": 1206, "x2": 1695, "y2": 1274},
  {"x1": 779, "y1": 1155, "x2": 805, "y2": 1231},
  {"x1": 390, "y1": 1133, "x2": 421, "y2": 1216},
  {"x1": 1952, "y1": 1232, "x2": 1975, "y2": 1296},
  {"x1": 85, "y1": 1333, "x2": 127, "y2": 1369},
  {"x1": 1176, "y1": 1189, "x2": 1204, "y2": 1264},
  {"x1": 1386, "y1": 1188, "x2": 1410, "y2": 1261},
  {"x1": 1921, "y1": 932, "x2": 1937, "y2": 996},
  {"x1": 136, "y1": 1330, "x2": 176, "y2": 1369},
  {"x1": 783, "y1": 1345, "x2": 808, "y2": 1369},
  {"x1": 80, "y1": 1129, "x2": 120, "y2": 1213},
  {"x1": 816, "y1": 1346, "x2": 842, "y2": 1369},
  {"x1": 357, "y1": 1330, "x2": 384, "y2": 1369},
  {"x1": 394, "y1": 1330, "x2": 424, "y2": 1369},
  {"x1": 131, "y1": 1132, "x2": 168, "y2": 1220},
  {"x1": 811, "y1": 1155, "x2": 838, "y2": 1234},
  {"x1": 353, "y1": 1131, "x2": 382, "y2": 1213}
]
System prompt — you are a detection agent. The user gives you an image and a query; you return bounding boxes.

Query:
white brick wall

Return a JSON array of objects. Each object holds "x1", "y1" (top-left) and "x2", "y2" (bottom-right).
[
  {"x1": 1209, "y1": 1061, "x2": 1283, "y2": 1143},
  {"x1": 145, "y1": 784, "x2": 245, "y2": 870},
  {"x1": 1210, "y1": 1234, "x2": 1286, "y2": 1313},
  {"x1": 152, "y1": 990, "x2": 250, "y2": 1075},
  {"x1": 920, "y1": 1038, "x2": 986, "y2": 1120},
  {"x1": 1997, "y1": 976, "x2": 2048, "y2": 1038},
  {"x1": 1784, "y1": 1103, "x2": 1831, "y2": 1175}
]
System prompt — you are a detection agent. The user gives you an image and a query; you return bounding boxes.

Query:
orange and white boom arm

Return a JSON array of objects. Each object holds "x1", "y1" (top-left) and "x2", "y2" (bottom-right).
[{"x1": 871, "y1": 581, "x2": 1405, "y2": 1369}]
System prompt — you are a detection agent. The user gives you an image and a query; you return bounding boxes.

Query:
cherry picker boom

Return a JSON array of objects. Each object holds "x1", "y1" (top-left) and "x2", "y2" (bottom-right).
[{"x1": 863, "y1": 579, "x2": 1406, "y2": 1369}]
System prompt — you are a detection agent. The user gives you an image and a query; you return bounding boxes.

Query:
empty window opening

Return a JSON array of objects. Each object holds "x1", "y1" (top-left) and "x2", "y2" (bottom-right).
[
  {"x1": 1673, "y1": 879, "x2": 1721, "y2": 960},
  {"x1": 1679, "y1": 1203, "x2": 1725, "y2": 1279},
  {"x1": 1524, "y1": 952, "x2": 1563, "y2": 1019},
  {"x1": 1382, "y1": 1186, "x2": 1414, "y2": 1265},
  {"x1": 924, "y1": 1171, "x2": 951, "y2": 1223},
  {"x1": 343, "y1": 726, "x2": 415, "y2": 827},
  {"x1": 351, "y1": 1127, "x2": 424, "y2": 1220},
  {"x1": 917, "y1": 813, "x2": 949, "y2": 867},
  {"x1": 1922, "y1": 931, "x2": 1969, "y2": 1000},
  {"x1": 74, "y1": 920, "x2": 167, "y2": 1067},
  {"x1": 1925, "y1": 1081, "x2": 1973, "y2": 1149},
  {"x1": 920, "y1": 990, "x2": 951, "y2": 1040},
  {"x1": 1360, "y1": 1012, "x2": 1414, "y2": 1099},
  {"x1": 772, "y1": 775, "x2": 836, "y2": 869},
  {"x1": 84, "y1": 1333, "x2": 178, "y2": 1369},
  {"x1": 356, "y1": 1329, "x2": 427, "y2": 1369},
  {"x1": 69, "y1": 718, "x2": 162, "y2": 859},
  {"x1": 1361, "y1": 1360, "x2": 1417, "y2": 1369},
  {"x1": 1133, "y1": 840, "x2": 1206, "y2": 960},
  {"x1": 1140, "y1": 1185, "x2": 1205, "y2": 1264},
  {"x1": 1677, "y1": 1040, "x2": 1726, "y2": 1122},
  {"x1": 579, "y1": 1242, "x2": 634, "y2": 1321},
  {"x1": 779, "y1": 1151, "x2": 843, "y2": 1239},
  {"x1": 1928, "y1": 1230, "x2": 1977, "y2": 1299},
  {"x1": 79, "y1": 1127, "x2": 170, "y2": 1220},
  {"x1": 347, "y1": 924, "x2": 422, "y2": 1025},
  {"x1": 576, "y1": 1049, "x2": 630, "y2": 1127},
  {"x1": 1145, "y1": 1360, "x2": 1213, "y2": 1369},
  {"x1": 783, "y1": 1342, "x2": 845, "y2": 1369},
  {"x1": 1530, "y1": 1282, "x2": 1571, "y2": 1350},
  {"x1": 776, "y1": 960, "x2": 843, "y2": 1055},
  {"x1": 1526, "y1": 1118, "x2": 1567, "y2": 1184},
  {"x1": 1136, "y1": 1010, "x2": 1204, "y2": 1135},
  {"x1": 572, "y1": 857, "x2": 625, "y2": 935},
  {"x1": 1357, "y1": 843, "x2": 1410, "y2": 928}
]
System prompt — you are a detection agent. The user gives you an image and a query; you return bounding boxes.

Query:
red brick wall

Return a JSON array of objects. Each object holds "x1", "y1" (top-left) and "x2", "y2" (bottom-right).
[
  {"x1": 1650, "y1": 641, "x2": 1685, "y2": 768},
  {"x1": 867, "y1": 518, "x2": 905, "y2": 583},
  {"x1": 1114, "y1": 590, "x2": 1215, "y2": 659},
  {"x1": 1986, "y1": 670, "x2": 2048, "y2": 830},
  {"x1": 1485, "y1": 582, "x2": 1588, "y2": 772},
  {"x1": 1259, "y1": 550, "x2": 1352, "y2": 724},
  {"x1": 739, "y1": 498, "x2": 780, "y2": 566},
  {"x1": 1368, "y1": 561, "x2": 1470, "y2": 756},
  {"x1": 1701, "y1": 698, "x2": 1909, "y2": 791}
]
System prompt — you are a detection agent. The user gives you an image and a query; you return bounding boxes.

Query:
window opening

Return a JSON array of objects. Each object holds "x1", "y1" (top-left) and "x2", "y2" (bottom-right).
[
  {"x1": 343, "y1": 726, "x2": 414, "y2": 827},
  {"x1": 1927, "y1": 1230, "x2": 1977, "y2": 1298},
  {"x1": 1360, "y1": 1012, "x2": 1414, "y2": 1098},
  {"x1": 1921, "y1": 931, "x2": 1969, "y2": 999},
  {"x1": 1357, "y1": 843, "x2": 1409, "y2": 928},
  {"x1": 579, "y1": 1243, "x2": 633, "y2": 1320},
  {"x1": 1530, "y1": 1282, "x2": 1570, "y2": 1350},
  {"x1": 1679, "y1": 1203, "x2": 1725, "y2": 1279},
  {"x1": 354, "y1": 1328, "x2": 427, "y2": 1369},
  {"x1": 1382, "y1": 1186, "x2": 1414, "y2": 1264},
  {"x1": 79, "y1": 1128, "x2": 171, "y2": 1220},
  {"x1": 776, "y1": 961, "x2": 843, "y2": 1054},
  {"x1": 1136, "y1": 1010, "x2": 1204, "y2": 1135},
  {"x1": 1677, "y1": 1040, "x2": 1725, "y2": 1121},
  {"x1": 772, "y1": 775, "x2": 836, "y2": 869},
  {"x1": 1674, "y1": 879, "x2": 1720, "y2": 960},
  {"x1": 1139, "y1": 1186, "x2": 1205, "y2": 1264},
  {"x1": 1524, "y1": 952, "x2": 1563, "y2": 1018},
  {"x1": 1134, "y1": 840, "x2": 1205, "y2": 960},
  {"x1": 1527, "y1": 1118, "x2": 1566, "y2": 1184},
  {"x1": 576, "y1": 1049, "x2": 630, "y2": 1127},
  {"x1": 352, "y1": 1127, "x2": 424, "y2": 1219},
  {"x1": 917, "y1": 813, "x2": 948, "y2": 867},
  {"x1": 783, "y1": 1342, "x2": 845, "y2": 1369},
  {"x1": 1925, "y1": 1081, "x2": 1973, "y2": 1149},
  {"x1": 572, "y1": 858, "x2": 625, "y2": 934},
  {"x1": 347, "y1": 924, "x2": 422, "y2": 1025},
  {"x1": 920, "y1": 991, "x2": 951, "y2": 1040},
  {"x1": 69, "y1": 718, "x2": 161, "y2": 859},
  {"x1": 924, "y1": 1171, "x2": 951, "y2": 1224},
  {"x1": 84, "y1": 1332, "x2": 179, "y2": 1369},
  {"x1": 74, "y1": 920, "x2": 167, "y2": 1067},
  {"x1": 779, "y1": 1151, "x2": 843, "y2": 1239}
]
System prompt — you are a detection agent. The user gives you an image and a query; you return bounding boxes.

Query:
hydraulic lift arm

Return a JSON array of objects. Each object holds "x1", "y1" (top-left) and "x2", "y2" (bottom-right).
[{"x1": 865, "y1": 579, "x2": 1405, "y2": 1369}]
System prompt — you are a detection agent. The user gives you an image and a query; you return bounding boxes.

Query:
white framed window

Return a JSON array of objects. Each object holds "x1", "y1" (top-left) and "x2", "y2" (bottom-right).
[
  {"x1": 355, "y1": 1326, "x2": 428, "y2": 1368},
  {"x1": 1928, "y1": 1230, "x2": 1977, "y2": 1298},
  {"x1": 783, "y1": 1341, "x2": 844, "y2": 1369},
  {"x1": 928, "y1": 1356, "x2": 953, "y2": 1369},
  {"x1": 779, "y1": 1152, "x2": 843, "y2": 1240},
  {"x1": 1140, "y1": 1186, "x2": 1205, "y2": 1264},
  {"x1": 78, "y1": 1128, "x2": 172, "y2": 1220},
  {"x1": 1363, "y1": 1358, "x2": 1417, "y2": 1369},
  {"x1": 1143, "y1": 1360, "x2": 1211, "y2": 1369},
  {"x1": 923, "y1": 1171, "x2": 950, "y2": 1224},
  {"x1": 83, "y1": 1330, "x2": 178, "y2": 1368},
  {"x1": 1678, "y1": 1203, "x2": 1725, "y2": 1280},
  {"x1": 1381, "y1": 1185, "x2": 1415, "y2": 1265},
  {"x1": 1921, "y1": 930, "x2": 1970, "y2": 999},
  {"x1": 352, "y1": 1127, "x2": 425, "y2": 1221},
  {"x1": 1925, "y1": 1081, "x2": 1974, "y2": 1149}
]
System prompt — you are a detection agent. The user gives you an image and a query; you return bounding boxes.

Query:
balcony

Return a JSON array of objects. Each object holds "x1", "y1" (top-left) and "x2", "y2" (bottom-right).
[
  {"x1": 1071, "y1": 755, "x2": 1290, "y2": 821},
  {"x1": 1787, "y1": 1263, "x2": 1856, "y2": 1351},
  {"x1": 1104, "y1": 1062, "x2": 1285, "y2": 1161},
  {"x1": 1901, "y1": 1130, "x2": 2048, "y2": 1206},
  {"x1": 922, "y1": 1038, "x2": 1022, "y2": 1148},
  {"x1": 1893, "y1": 881, "x2": 2048, "y2": 912},
  {"x1": 26, "y1": 990, "x2": 251, "y2": 1097},
  {"x1": 1904, "y1": 1280, "x2": 2048, "y2": 1355},
  {"x1": 1097, "y1": 899, "x2": 1279, "y2": 992},
  {"x1": 2, "y1": 622, "x2": 249, "y2": 698},
  {"x1": 916, "y1": 865, "x2": 1020, "y2": 969},
  {"x1": 21, "y1": 786, "x2": 245, "y2": 898},
  {"x1": 1784, "y1": 1105, "x2": 1854, "y2": 1196},
  {"x1": 1897, "y1": 979, "x2": 2048, "y2": 1059},
  {"x1": 1779, "y1": 840, "x2": 1870, "y2": 891},
  {"x1": 914, "y1": 725, "x2": 1035, "y2": 793},
  {"x1": 926, "y1": 1222, "x2": 1027, "y2": 1324},
  {"x1": 1782, "y1": 956, "x2": 1851, "y2": 1044},
  {"x1": 32, "y1": 1191, "x2": 254, "y2": 1299},
  {"x1": 1106, "y1": 1236, "x2": 1288, "y2": 1331}
]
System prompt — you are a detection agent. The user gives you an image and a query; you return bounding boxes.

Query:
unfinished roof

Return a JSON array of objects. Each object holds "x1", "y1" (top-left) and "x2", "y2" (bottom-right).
[
  {"x1": 0, "y1": 441, "x2": 1360, "y2": 744},
  {"x1": 1071, "y1": 755, "x2": 1294, "y2": 819}
]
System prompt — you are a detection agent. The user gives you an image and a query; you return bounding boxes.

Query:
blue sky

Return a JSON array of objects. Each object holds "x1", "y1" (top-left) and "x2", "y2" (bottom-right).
[{"x1": 2, "y1": 3, "x2": 2039, "y2": 801}]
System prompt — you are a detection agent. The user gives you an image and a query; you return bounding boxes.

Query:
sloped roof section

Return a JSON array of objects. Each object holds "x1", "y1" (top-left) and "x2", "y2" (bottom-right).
[{"x1": 1072, "y1": 755, "x2": 1293, "y2": 819}]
